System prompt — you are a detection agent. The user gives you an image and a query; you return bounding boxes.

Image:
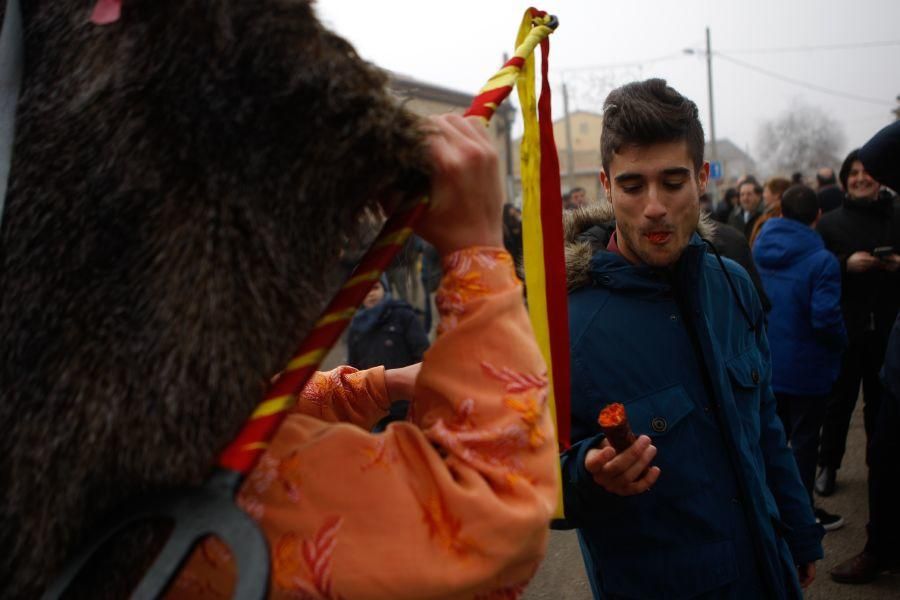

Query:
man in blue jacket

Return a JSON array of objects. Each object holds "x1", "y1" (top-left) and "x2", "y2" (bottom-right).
[
  {"x1": 559, "y1": 79, "x2": 823, "y2": 599},
  {"x1": 753, "y1": 185, "x2": 847, "y2": 531}
]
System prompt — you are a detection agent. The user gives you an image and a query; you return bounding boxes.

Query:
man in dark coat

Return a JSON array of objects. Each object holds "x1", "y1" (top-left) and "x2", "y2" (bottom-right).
[
  {"x1": 558, "y1": 79, "x2": 821, "y2": 600},
  {"x1": 712, "y1": 186, "x2": 738, "y2": 223},
  {"x1": 814, "y1": 147, "x2": 900, "y2": 497},
  {"x1": 816, "y1": 167, "x2": 844, "y2": 213},
  {"x1": 728, "y1": 178, "x2": 764, "y2": 238},
  {"x1": 347, "y1": 276, "x2": 429, "y2": 371}
]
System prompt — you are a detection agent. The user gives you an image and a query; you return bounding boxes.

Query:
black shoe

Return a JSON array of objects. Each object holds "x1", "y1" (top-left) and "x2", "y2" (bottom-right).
[
  {"x1": 815, "y1": 466, "x2": 836, "y2": 496},
  {"x1": 831, "y1": 551, "x2": 882, "y2": 584},
  {"x1": 814, "y1": 507, "x2": 845, "y2": 531}
]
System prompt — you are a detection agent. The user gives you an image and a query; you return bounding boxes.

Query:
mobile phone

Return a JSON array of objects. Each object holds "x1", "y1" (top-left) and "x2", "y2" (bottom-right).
[{"x1": 872, "y1": 246, "x2": 894, "y2": 259}]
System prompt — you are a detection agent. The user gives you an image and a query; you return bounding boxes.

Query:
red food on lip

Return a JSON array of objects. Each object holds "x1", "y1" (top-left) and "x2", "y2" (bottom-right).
[{"x1": 646, "y1": 231, "x2": 670, "y2": 243}]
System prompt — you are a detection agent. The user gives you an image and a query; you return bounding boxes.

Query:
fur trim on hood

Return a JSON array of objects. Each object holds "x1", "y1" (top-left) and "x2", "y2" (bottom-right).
[{"x1": 564, "y1": 201, "x2": 719, "y2": 292}]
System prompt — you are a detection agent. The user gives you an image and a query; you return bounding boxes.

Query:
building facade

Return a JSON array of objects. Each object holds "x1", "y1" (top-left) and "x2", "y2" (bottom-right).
[
  {"x1": 512, "y1": 110, "x2": 605, "y2": 207},
  {"x1": 388, "y1": 73, "x2": 516, "y2": 203}
]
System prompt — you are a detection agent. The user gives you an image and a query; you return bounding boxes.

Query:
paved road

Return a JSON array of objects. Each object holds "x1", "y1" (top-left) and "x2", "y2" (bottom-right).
[{"x1": 524, "y1": 401, "x2": 900, "y2": 599}]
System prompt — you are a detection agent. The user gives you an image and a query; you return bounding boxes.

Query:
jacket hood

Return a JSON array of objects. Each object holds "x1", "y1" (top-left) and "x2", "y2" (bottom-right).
[
  {"x1": 753, "y1": 218, "x2": 824, "y2": 269},
  {"x1": 564, "y1": 202, "x2": 717, "y2": 291}
]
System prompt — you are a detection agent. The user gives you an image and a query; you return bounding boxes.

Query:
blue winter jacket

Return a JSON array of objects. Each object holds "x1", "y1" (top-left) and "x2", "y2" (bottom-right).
[
  {"x1": 753, "y1": 218, "x2": 847, "y2": 396},
  {"x1": 560, "y1": 229, "x2": 823, "y2": 600}
]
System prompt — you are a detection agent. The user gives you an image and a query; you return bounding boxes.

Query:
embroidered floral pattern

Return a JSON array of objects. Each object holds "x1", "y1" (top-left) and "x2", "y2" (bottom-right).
[
  {"x1": 274, "y1": 517, "x2": 345, "y2": 600},
  {"x1": 427, "y1": 419, "x2": 528, "y2": 487},
  {"x1": 361, "y1": 437, "x2": 398, "y2": 471},
  {"x1": 245, "y1": 452, "x2": 279, "y2": 496},
  {"x1": 278, "y1": 450, "x2": 304, "y2": 503},
  {"x1": 299, "y1": 371, "x2": 333, "y2": 417},
  {"x1": 297, "y1": 366, "x2": 373, "y2": 420},
  {"x1": 481, "y1": 362, "x2": 548, "y2": 393},
  {"x1": 451, "y1": 397, "x2": 477, "y2": 430},
  {"x1": 482, "y1": 361, "x2": 549, "y2": 449},
  {"x1": 420, "y1": 494, "x2": 472, "y2": 557},
  {"x1": 436, "y1": 248, "x2": 515, "y2": 334},
  {"x1": 237, "y1": 491, "x2": 266, "y2": 522}
]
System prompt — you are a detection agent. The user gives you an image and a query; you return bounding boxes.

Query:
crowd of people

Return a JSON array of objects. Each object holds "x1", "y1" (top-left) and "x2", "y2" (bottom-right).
[{"x1": 700, "y1": 125, "x2": 900, "y2": 586}]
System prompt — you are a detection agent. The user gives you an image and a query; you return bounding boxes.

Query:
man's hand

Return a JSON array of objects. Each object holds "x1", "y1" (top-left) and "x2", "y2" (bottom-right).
[
  {"x1": 846, "y1": 251, "x2": 880, "y2": 273},
  {"x1": 416, "y1": 114, "x2": 504, "y2": 256},
  {"x1": 584, "y1": 435, "x2": 661, "y2": 496},
  {"x1": 797, "y1": 562, "x2": 816, "y2": 588},
  {"x1": 384, "y1": 363, "x2": 421, "y2": 403}
]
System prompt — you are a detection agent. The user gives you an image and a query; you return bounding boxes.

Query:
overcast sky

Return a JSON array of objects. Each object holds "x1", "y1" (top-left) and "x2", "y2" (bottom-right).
[{"x1": 315, "y1": 0, "x2": 899, "y2": 171}]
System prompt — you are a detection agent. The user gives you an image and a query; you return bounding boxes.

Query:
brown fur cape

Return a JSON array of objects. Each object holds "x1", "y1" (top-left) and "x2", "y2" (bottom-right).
[{"x1": 0, "y1": 1, "x2": 429, "y2": 596}]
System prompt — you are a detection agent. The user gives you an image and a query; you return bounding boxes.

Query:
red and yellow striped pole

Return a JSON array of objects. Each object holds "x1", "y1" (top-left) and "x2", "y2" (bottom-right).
[{"x1": 218, "y1": 8, "x2": 562, "y2": 478}]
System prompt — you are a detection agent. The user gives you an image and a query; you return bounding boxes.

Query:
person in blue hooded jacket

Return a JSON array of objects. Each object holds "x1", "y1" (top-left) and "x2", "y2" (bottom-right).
[
  {"x1": 558, "y1": 79, "x2": 823, "y2": 600},
  {"x1": 753, "y1": 184, "x2": 847, "y2": 531}
]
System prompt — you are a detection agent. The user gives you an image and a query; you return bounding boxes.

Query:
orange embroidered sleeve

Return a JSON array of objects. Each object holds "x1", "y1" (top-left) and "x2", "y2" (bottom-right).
[
  {"x1": 169, "y1": 247, "x2": 558, "y2": 600},
  {"x1": 290, "y1": 365, "x2": 390, "y2": 430}
]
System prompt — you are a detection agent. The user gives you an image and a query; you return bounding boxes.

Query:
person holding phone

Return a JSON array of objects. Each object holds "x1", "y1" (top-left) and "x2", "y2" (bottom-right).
[
  {"x1": 830, "y1": 120, "x2": 900, "y2": 584},
  {"x1": 815, "y1": 148, "x2": 900, "y2": 498}
]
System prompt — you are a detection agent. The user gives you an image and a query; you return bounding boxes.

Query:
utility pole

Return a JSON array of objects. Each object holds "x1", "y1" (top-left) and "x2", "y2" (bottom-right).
[
  {"x1": 705, "y1": 27, "x2": 718, "y2": 202},
  {"x1": 502, "y1": 52, "x2": 516, "y2": 205},
  {"x1": 562, "y1": 82, "x2": 576, "y2": 191}
]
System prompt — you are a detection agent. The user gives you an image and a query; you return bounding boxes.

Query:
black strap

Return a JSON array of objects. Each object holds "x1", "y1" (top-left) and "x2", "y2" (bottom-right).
[{"x1": 0, "y1": 0, "x2": 23, "y2": 228}]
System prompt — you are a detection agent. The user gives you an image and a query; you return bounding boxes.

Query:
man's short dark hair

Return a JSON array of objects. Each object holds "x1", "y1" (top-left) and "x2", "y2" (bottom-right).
[
  {"x1": 816, "y1": 168, "x2": 837, "y2": 187},
  {"x1": 839, "y1": 149, "x2": 861, "y2": 190},
  {"x1": 781, "y1": 185, "x2": 819, "y2": 225},
  {"x1": 739, "y1": 177, "x2": 763, "y2": 195},
  {"x1": 601, "y1": 79, "x2": 705, "y2": 173},
  {"x1": 569, "y1": 186, "x2": 586, "y2": 195},
  {"x1": 723, "y1": 187, "x2": 739, "y2": 206}
]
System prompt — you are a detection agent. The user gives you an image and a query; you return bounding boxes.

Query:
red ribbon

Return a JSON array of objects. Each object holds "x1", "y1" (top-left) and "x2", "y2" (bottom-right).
[{"x1": 535, "y1": 34, "x2": 571, "y2": 450}]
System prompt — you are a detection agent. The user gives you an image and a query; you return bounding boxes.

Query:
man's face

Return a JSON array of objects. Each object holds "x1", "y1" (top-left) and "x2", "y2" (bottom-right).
[
  {"x1": 601, "y1": 140, "x2": 706, "y2": 268},
  {"x1": 739, "y1": 183, "x2": 761, "y2": 213},
  {"x1": 817, "y1": 167, "x2": 834, "y2": 189},
  {"x1": 846, "y1": 160, "x2": 880, "y2": 201},
  {"x1": 571, "y1": 189, "x2": 588, "y2": 207}
]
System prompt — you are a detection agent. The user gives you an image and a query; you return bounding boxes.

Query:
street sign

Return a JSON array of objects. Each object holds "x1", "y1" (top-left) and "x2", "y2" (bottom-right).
[{"x1": 709, "y1": 160, "x2": 723, "y2": 181}]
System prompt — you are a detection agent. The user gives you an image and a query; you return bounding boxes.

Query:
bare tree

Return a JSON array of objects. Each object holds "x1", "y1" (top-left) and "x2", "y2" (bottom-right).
[{"x1": 756, "y1": 100, "x2": 846, "y2": 177}]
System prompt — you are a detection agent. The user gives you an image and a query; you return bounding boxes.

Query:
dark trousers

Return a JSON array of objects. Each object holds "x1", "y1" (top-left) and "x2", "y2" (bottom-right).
[
  {"x1": 866, "y1": 387, "x2": 900, "y2": 562},
  {"x1": 776, "y1": 392, "x2": 827, "y2": 507},
  {"x1": 818, "y1": 331, "x2": 886, "y2": 471}
]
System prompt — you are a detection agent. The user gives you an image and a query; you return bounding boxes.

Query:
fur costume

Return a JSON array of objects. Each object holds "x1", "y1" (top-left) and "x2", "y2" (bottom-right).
[{"x1": 0, "y1": 1, "x2": 429, "y2": 596}]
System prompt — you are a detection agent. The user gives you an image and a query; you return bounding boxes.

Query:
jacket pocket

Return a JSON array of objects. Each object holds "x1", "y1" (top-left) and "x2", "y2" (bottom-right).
[
  {"x1": 621, "y1": 384, "x2": 710, "y2": 498},
  {"x1": 597, "y1": 539, "x2": 738, "y2": 599},
  {"x1": 725, "y1": 349, "x2": 764, "y2": 440}
]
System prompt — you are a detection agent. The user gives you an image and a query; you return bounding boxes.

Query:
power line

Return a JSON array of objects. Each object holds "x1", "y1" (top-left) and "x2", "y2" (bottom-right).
[
  {"x1": 714, "y1": 52, "x2": 895, "y2": 107},
  {"x1": 559, "y1": 52, "x2": 683, "y2": 74},
  {"x1": 720, "y1": 39, "x2": 900, "y2": 55}
]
